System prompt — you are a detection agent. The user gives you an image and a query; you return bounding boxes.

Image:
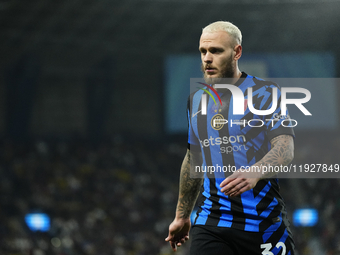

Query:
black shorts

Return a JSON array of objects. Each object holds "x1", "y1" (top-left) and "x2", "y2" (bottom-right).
[{"x1": 190, "y1": 224, "x2": 295, "y2": 255}]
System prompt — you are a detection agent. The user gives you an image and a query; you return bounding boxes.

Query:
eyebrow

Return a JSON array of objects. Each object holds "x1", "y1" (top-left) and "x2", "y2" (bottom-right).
[{"x1": 199, "y1": 46, "x2": 225, "y2": 52}]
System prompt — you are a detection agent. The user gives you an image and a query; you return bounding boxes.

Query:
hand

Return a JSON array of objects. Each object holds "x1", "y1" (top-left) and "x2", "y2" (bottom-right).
[
  {"x1": 220, "y1": 169, "x2": 260, "y2": 197},
  {"x1": 165, "y1": 218, "x2": 191, "y2": 252}
]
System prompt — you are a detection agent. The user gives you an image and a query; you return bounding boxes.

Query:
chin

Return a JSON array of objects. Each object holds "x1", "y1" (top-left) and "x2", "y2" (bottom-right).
[{"x1": 204, "y1": 74, "x2": 223, "y2": 85}]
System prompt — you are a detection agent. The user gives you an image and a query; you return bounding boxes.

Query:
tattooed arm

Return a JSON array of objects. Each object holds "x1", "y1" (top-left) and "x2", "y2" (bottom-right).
[
  {"x1": 220, "y1": 134, "x2": 294, "y2": 197},
  {"x1": 176, "y1": 149, "x2": 203, "y2": 218},
  {"x1": 165, "y1": 149, "x2": 203, "y2": 251},
  {"x1": 253, "y1": 134, "x2": 294, "y2": 178}
]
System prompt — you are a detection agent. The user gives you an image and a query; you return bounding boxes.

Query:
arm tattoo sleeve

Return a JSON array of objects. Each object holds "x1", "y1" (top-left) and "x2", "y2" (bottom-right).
[
  {"x1": 254, "y1": 134, "x2": 294, "y2": 179},
  {"x1": 176, "y1": 149, "x2": 203, "y2": 219}
]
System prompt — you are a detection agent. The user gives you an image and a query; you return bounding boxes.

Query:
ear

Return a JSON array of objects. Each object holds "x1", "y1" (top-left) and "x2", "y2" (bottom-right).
[{"x1": 234, "y1": 45, "x2": 242, "y2": 61}]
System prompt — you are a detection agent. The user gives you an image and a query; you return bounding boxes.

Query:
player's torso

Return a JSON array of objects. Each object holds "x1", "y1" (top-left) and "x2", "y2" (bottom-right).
[{"x1": 190, "y1": 75, "x2": 288, "y2": 231}]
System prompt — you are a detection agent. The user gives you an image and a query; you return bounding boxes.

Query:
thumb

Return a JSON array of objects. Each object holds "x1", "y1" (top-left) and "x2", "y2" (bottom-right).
[{"x1": 165, "y1": 233, "x2": 173, "y2": 242}]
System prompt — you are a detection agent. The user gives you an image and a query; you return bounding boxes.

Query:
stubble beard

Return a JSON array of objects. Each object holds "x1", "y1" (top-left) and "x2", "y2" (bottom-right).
[{"x1": 201, "y1": 55, "x2": 235, "y2": 85}]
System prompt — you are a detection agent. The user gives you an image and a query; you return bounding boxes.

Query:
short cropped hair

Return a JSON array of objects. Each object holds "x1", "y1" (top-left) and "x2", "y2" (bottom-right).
[{"x1": 202, "y1": 21, "x2": 242, "y2": 46}]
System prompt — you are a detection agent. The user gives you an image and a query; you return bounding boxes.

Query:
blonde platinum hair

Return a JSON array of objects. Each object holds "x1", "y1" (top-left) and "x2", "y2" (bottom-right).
[{"x1": 202, "y1": 21, "x2": 242, "y2": 46}]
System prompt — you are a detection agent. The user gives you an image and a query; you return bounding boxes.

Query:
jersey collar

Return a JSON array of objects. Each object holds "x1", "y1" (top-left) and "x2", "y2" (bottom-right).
[{"x1": 234, "y1": 72, "x2": 248, "y2": 87}]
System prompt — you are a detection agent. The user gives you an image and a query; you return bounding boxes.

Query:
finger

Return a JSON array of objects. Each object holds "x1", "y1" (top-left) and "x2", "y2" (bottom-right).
[
  {"x1": 229, "y1": 184, "x2": 250, "y2": 197},
  {"x1": 170, "y1": 241, "x2": 177, "y2": 251},
  {"x1": 229, "y1": 190, "x2": 241, "y2": 197},
  {"x1": 184, "y1": 235, "x2": 189, "y2": 241},
  {"x1": 220, "y1": 171, "x2": 242, "y2": 188},
  {"x1": 223, "y1": 180, "x2": 247, "y2": 195},
  {"x1": 220, "y1": 177, "x2": 231, "y2": 188},
  {"x1": 221, "y1": 178, "x2": 242, "y2": 193},
  {"x1": 179, "y1": 237, "x2": 186, "y2": 244}
]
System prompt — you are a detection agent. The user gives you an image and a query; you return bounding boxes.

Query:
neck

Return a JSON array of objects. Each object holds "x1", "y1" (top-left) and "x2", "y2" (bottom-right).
[
  {"x1": 211, "y1": 68, "x2": 242, "y2": 91},
  {"x1": 231, "y1": 68, "x2": 242, "y2": 84}
]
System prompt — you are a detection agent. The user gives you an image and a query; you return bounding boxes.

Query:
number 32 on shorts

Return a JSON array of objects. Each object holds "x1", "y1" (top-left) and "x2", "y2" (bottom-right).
[{"x1": 261, "y1": 242, "x2": 286, "y2": 255}]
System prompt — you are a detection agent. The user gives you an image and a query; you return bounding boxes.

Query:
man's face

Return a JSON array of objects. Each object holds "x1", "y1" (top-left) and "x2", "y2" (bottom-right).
[{"x1": 199, "y1": 31, "x2": 236, "y2": 84}]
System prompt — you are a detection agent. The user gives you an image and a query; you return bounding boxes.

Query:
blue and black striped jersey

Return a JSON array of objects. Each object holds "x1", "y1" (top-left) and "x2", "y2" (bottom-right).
[{"x1": 187, "y1": 72, "x2": 295, "y2": 233}]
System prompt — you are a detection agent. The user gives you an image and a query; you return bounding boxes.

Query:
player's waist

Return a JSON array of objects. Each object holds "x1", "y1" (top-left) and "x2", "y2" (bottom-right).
[{"x1": 200, "y1": 191, "x2": 280, "y2": 219}]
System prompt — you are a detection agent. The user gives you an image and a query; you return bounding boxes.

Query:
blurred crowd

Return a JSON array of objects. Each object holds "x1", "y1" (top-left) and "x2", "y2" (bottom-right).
[{"x1": 0, "y1": 132, "x2": 339, "y2": 255}]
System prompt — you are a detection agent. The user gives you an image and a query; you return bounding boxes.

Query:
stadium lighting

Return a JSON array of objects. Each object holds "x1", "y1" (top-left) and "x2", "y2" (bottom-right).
[
  {"x1": 25, "y1": 213, "x2": 51, "y2": 232},
  {"x1": 293, "y1": 208, "x2": 318, "y2": 227}
]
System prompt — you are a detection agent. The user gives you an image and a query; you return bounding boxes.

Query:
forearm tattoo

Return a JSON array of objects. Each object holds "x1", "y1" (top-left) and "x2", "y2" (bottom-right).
[
  {"x1": 176, "y1": 150, "x2": 203, "y2": 219},
  {"x1": 256, "y1": 134, "x2": 294, "y2": 178}
]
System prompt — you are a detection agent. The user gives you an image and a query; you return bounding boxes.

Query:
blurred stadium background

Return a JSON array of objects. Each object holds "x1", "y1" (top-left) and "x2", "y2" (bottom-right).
[{"x1": 0, "y1": 0, "x2": 340, "y2": 254}]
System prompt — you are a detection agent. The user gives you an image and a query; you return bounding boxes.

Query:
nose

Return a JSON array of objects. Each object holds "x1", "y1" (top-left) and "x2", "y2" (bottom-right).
[{"x1": 203, "y1": 52, "x2": 212, "y2": 63}]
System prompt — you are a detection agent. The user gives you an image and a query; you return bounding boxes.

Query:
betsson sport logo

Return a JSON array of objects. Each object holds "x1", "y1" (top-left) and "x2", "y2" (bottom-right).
[{"x1": 195, "y1": 82, "x2": 312, "y2": 130}]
